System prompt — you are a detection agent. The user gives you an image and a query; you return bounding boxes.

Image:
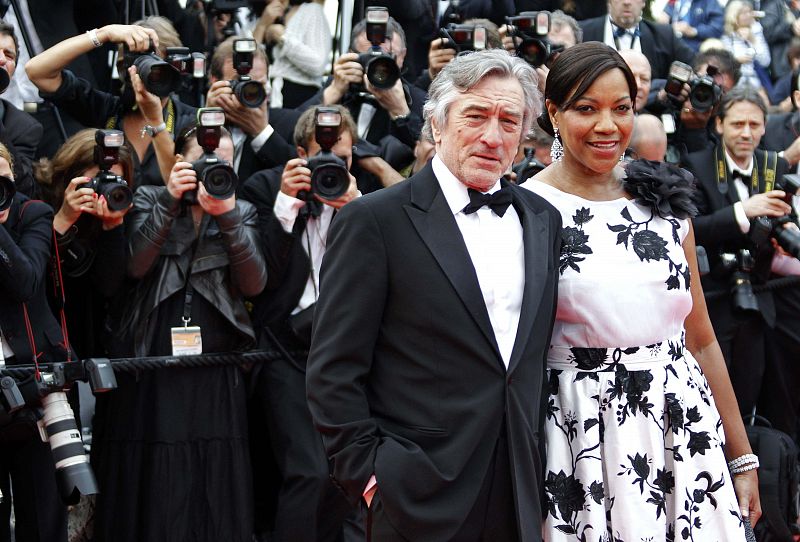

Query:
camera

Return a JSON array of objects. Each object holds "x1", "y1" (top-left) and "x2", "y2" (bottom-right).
[
  {"x1": 439, "y1": 23, "x2": 487, "y2": 54},
  {"x1": 229, "y1": 38, "x2": 267, "y2": 108},
  {"x1": 749, "y1": 174, "x2": 800, "y2": 260},
  {"x1": 7, "y1": 358, "x2": 117, "y2": 504},
  {"x1": 665, "y1": 61, "x2": 723, "y2": 113},
  {"x1": 727, "y1": 250, "x2": 760, "y2": 314},
  {"x1": 511, "y1": 147, "x2": 546, "y2": 185},
  {"x1": 89, "y1": 130, "x2": 133, "y2": 212},
  {"x1": 0, "y1": 174, "x2": 16, "y2": 212},
  {"x1": 355, "y1": 7, "x2": 401, "y2": 91},
  {"x1": 185, "y1": 108, "x2": 238, "y2": 204},
  {"x1": 123, "y1": 44, "x2": 205, "y2": 98},
  {"x1": 303, "y1": 107, "x2": 350, "y2": 201},
  {"x1": 506, "y1": 11, "x2": 557, "y2": 68}
]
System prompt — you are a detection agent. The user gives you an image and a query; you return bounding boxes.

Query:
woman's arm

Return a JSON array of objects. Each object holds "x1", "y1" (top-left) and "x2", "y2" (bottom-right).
[
  {"x1": 275, "y1": 4, "x2": 332, "y2": 78},
  {"x1": 682, "y1": 221, "x2": 762, "y2": 523},
  {"x1": 26, "y1": 25, "x2": 158, "y2": 94}
]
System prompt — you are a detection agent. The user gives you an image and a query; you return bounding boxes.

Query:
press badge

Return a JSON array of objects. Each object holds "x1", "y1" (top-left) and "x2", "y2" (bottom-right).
[{"x1": 171, "y1": 325, "x2": 203, "y2": 356}]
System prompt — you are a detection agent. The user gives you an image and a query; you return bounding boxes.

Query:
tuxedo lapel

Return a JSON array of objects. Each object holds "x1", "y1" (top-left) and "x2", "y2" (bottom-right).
[
  {"x1": 403, "y1": 167, "x2": 502, "y2": 361},
  {"x1": 507, "y1": 186, "x2": 548, "y2": 373}
]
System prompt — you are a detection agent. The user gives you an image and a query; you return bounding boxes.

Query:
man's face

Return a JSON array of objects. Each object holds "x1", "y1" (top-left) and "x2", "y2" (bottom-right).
[
  {"x1": 352, "y1": 31, "x2": 406, "y2": 69},
  {"x1": 717, "y1": 101, "x2": 765, "y2": 166},
  {"x1": 621, "y1": 52, "x2": 651, "y2": 112},
  {"x1": 548, "y1": 23, "x2": 576, "y2": 49},
  {"x1": 185, "y1": 134, "x2": 235, "y2": 163},
  {"x1": 608, "y1": 0, "x2": 645, "y2": 29},
  {"x1": 300, "y1": 130, "x2": 354, "y2": 170},
  {"x1": 696, "y1": 63, "x2": 735, "y2": 93},
  {"x1": 0, "y1": 34, "x2": 17, "y2": 80},
  {"x1": 431, "y1": 75, "x2": 525, "y2": 191}
]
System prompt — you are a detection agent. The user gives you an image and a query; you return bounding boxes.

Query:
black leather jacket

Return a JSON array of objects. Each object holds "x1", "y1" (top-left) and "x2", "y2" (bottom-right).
[{"x1": 122, "y1": 186, "x2": 267, "y2": 356}]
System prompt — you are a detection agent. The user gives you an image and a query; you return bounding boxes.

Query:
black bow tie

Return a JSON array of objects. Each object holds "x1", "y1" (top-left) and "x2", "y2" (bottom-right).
[
  {"x1": 462, "y1": 187, "x2": 513, "y2": 217},
  {"x1": 732, "y1": 171, "x2": 751, "y2": 184},
  {"x1": 613, "y1": 24, "x2": 639, "y2": 39}
]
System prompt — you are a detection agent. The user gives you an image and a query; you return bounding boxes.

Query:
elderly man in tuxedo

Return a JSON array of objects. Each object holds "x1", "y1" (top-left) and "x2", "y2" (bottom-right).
[{"x1": 306, "y1": 48, "x2": 561, "y2": 542}]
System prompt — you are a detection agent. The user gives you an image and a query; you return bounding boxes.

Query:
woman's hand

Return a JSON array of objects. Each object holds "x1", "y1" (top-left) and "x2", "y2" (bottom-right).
[
  {"x1": 733, "y1": 470, "x2": 762, "y2": 526},
  {"x1": 166, "y1": 158, "x2": 197, "y2": 201},
  {"x1": 53, "y1": 177, "x2": 95, "y2": 234},
  {"x1": 197, "y1": 183, "x2": 235, "y2": 216},
  {"x1": 129, "y1": 65, "x2": 164, "y2": 127},
  {"x1": 94, "y1": 194, "x2": 130, "y2": 230}
]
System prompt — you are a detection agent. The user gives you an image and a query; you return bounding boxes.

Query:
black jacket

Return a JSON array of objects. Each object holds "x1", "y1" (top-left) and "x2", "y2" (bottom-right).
[
  {"x1": 0, "y1": 99, "x2": 43, "y2": 198},
  {"x1": 122, "y1": 187, "x2": 267, "y2": 356},
  {"x1": 762, "y1": 111, "x2": 800, "y2": 157},
  {"x1": 580, "y1": 16, "x2": 695, "y2": 80},
  {"x1": 306, "y1": 164, "x2": 561, "y2": 541},
  {"x1": 0, "y1": 194, "x2": 70, "y2": 364},
  {"x1": 235, "y1": 107, "x2": 301, "y2": 182}
]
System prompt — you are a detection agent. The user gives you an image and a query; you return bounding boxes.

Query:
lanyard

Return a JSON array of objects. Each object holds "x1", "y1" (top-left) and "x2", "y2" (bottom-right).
[
  {"x1": 106, "y1": 97, "x2": 176, "y2": 133},
  {"x1": 714, "y1": 145, "x2": 778, "y2": 194},
  {"x1": 181, "y1": 215, "x2": 209, "y2": 327}
]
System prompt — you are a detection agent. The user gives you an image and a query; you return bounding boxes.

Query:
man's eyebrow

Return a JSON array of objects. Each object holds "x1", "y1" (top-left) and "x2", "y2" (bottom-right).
[{"x1": 461, "y1": 103, "x2": 523, "y2": 118}]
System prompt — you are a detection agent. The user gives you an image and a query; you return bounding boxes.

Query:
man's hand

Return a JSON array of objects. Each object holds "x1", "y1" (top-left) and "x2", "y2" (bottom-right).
[
  {"x1": 742, "y1": 191, "x2": 793, "y2": 219},
  {"x1": 322, "y1": 173, "x2": 358, "y2": 209},
  {"x1": 129, "y1": 66, "x2": 164, "y2": 127},
  {"x1": 198, "y1": 183, "x2": 236, "y2": 216},
  {"x1": 365, "y1": 76, "x2": 409, "y2": 119},
  {"x1": 679, "y1": 103, "x2": 712, "y2": 130},
  {"x1": 782, "y1": 136, "x2": 800, "y2": 166},
  {"x1": 167, "y1": 158, "x2": 198, "y2": 201},
  {"x1": 98, "y1": 24, "x2": 158, "y2": 52},
  {"x1": 673, "y1": 21, "x2": 697, "y2": 38},
  {"x1": 324, "y1": 53, "x2": 363, "y2": 105},
  {"x1": 428, "y1": 38, "x2": 455, "y2": 80},
  {"x1": 280, "y1": 158, "x2": 312, "y2": 199},
  {"x1": 498, "y1": 24, "x2": 517, "y2": 54}
]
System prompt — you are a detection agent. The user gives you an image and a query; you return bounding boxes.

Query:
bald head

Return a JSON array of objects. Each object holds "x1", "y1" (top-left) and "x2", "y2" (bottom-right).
[
  {"x1": 620, "y1": 49, "x2": 651, "y2": 112},
  {"x1": 630, "y1": 114, "x2": 667, "y2": 161}
]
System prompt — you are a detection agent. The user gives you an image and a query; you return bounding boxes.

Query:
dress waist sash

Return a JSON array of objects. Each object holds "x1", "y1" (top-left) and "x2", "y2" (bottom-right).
[{"x1": 547, "y1": 333, "x2": 686, "y2": 372}]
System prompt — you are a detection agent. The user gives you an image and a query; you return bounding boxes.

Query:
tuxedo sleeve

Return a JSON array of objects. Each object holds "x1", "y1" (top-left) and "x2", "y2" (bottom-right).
[{"x1": 306, "y1": 196, "x2": 387, "y2": 505}]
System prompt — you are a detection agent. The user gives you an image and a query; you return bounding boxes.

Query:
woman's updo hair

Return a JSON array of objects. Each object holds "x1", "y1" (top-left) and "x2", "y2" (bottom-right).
[
  {"x1": 538, "y1": 42, "x2": 638, "y2": 137},
  {"x1": 35, "y1": 128, "x2": 134, "y2": 210}
]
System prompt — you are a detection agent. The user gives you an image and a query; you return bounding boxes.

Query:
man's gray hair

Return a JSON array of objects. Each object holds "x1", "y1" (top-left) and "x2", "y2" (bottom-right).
[
  {"x1": 551, "y1": 10, "x2": 583, "y2": 44},
  {"x1": 350, "y1": 16, "x2": 406, "y2": 50},
  {"x1": 422, "y1": 49, "x2": 541, "y2": 143}
]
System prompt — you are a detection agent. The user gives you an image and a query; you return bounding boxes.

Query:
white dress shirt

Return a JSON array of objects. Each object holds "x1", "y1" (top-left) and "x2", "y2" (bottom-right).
[
  {"x1": 432, "y1": 154, "x2": 524, "y2": 368},
  {"x1": 231, "y1": 124, "x2": 275, "y2": 174},
  {"x1": 273, "y1": 191, "x2": 335, "y2": 313},
  {"x1": 604, "y1": 17, "x2": 642, "y2": 53},
  {"x1": 723, "y1": 148, "x2": 755, "y2": 234}
]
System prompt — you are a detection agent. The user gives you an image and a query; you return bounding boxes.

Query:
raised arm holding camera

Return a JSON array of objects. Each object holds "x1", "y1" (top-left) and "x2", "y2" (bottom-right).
[
  {"x1": 25, "y1": 17, "x2": 198, "y2": 188},
  {"x1": 241, "y1": 103, "x2": 359, "y2": 542}
]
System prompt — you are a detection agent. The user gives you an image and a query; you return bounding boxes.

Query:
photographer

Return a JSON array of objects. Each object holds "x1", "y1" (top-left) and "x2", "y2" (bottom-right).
[
  {"x1": 93, "y1": 113, "x2": 266, "y2": 542},
  {"x1": 0, "y1": 143, "x2": 69, "y2": 542},
  {"x1": 685, "y1": 87, "x2": 791, "y2": 416},
  {"x1": 0, "y1": 22, "x2": 42, "y2": 199},
  {"x1": 763, "y1": 67, "x2": 800, "y2": 169},
  {"x1": 314, "y1": 11, "x2": 425, "y2": 151},
  {"x1": 206, "y1": 36, "x2": 300, "y2": 182},
  {"x1": 25, "y1": 17, "x2": 197, "y2": 189},
  {"x1": 240, "y1": 104, "x2": 358, "y2": 542},
  {"x1": 35, "y1": 129, "x2": 133, "y2": 359}
]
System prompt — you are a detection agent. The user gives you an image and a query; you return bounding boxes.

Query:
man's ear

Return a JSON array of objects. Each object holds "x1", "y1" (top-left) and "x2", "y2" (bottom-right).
[{"x1": 296, "y1": 146, "x2": 308, "y2": 159}]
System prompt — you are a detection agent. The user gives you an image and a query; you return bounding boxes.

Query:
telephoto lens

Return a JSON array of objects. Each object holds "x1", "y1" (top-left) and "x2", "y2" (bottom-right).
[
  {"x1": 309, "y1": 154, "x2": 350, "y2": 200},
  {"x1": 0, "y1": 175, "x2": 16, "y2": 212},
  {"x1": 195, "y1": 160, "x2": 238, "y2": 200},
  {"x1": 134, "y1": 53, "x2": 181, "y2": 97},
  {"x1": 91, "y1": 176, "x2": 133, "y2": 211},
  {"x1": 39, "y1": 391, "x2": 98, "y2": 504}
]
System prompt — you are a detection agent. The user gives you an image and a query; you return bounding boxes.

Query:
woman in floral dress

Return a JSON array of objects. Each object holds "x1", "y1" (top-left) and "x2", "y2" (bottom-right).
[{"x1": 524, "y1": 42, "x2": 760, "y2": 541}]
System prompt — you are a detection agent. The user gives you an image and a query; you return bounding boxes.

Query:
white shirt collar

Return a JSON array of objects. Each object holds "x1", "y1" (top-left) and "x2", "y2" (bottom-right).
[
  {"x1": 723, "y1": 147, "x2": 754, "y2": 177},
  {"x1": 431, "y1": 154, "x2": 502, "y2": 215}
]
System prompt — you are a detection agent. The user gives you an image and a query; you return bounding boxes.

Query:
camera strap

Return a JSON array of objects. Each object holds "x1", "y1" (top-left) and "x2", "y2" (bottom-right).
[
  {"x1": 180, "y1": 215, "x2": 210, "y2": 328},
  {"x1": 106, "y1": 97, "x2": 176, "y2": 136},
  {"x1": 714, "y1": 145, "x2": 778, "y2": 195}
]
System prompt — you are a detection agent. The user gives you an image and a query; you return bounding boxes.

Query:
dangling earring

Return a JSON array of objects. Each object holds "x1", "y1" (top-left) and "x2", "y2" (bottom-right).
[{"x1": 550, "y1": 127, "x2": 564, "y2": 162}]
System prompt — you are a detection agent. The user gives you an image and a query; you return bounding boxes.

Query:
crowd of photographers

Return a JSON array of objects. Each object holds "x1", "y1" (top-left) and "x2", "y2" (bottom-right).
[{"x1": 0, "y1": 0, "x2": 799, "y2": 540}]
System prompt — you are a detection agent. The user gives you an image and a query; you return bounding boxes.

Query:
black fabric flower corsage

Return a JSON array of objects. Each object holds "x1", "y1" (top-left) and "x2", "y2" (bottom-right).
[{"x1": 622, "y1": 159, "x2": 698, "y2": 219}]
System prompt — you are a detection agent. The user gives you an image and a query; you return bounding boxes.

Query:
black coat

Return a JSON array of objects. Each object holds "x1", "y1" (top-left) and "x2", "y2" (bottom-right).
[
  {"x1": 0, "y1": 99, "x2": 43, "y2": 198},
  {"x1": 762, "y1": 111, "x2": 800, "y2": 157},
  {"x1": 0, "y1": 194, "x2": 69, "y2": 364},
  {"x1": 579, "y1": 16, "x2": 695, "y2": 80},
  {"x1": 236, "y1": 107, "x2": 301, "y2": 183},
  {"x1": 306, "y1": 164, "x2": 561, "y2": 541}
]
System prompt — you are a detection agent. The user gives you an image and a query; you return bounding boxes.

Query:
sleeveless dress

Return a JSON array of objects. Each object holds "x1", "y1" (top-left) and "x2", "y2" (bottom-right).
[{"x1": 525, "y1": 180, "x2": 747, "y2": 542}]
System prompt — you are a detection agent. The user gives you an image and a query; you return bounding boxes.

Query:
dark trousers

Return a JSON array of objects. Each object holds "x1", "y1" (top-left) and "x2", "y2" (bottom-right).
[
  {"x1": 255, "y1": 331, "x2": 359, "y2": 542},
  {"x1": 367, "y1": 429, "x2": 519, "y2": 542},
  {"x1": 0, "y1": 434, "x2": 67, "y2": 542},
  {"x1": 278, "y1": 80, "x2": 320, "y2": 110}
]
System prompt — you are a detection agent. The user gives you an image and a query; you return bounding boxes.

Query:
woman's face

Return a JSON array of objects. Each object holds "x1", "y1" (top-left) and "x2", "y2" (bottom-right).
[
  {"x1": 736, "y1": 5, "x2": 754, "y2": 27},
  {"x1": 80, "y1": 163, "x2": 125, "y2": 180},
  {"x1": 548, "y1": 68, "x2": 634, "y2": 176}
]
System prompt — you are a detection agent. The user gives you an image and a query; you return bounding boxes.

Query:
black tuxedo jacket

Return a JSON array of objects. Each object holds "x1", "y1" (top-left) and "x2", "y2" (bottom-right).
[
  {"x1": 684, "y1": 146, "x2": 786, "y2": 326},
  {"x1": 240, "y1": 166, "x2": 309, "y2": 329},
  {"x1": 762, "y1": 112, "x2": 800, "y2": 157},
  {"x1": 306, "y1": 164, "x2": 561, "y2": 541},
  {"x1": 579, "y1": 17, "x2": 695, "y2": 80},
  {"x1": 236, "y1": 107, "x2": 301, "y2": 183}
]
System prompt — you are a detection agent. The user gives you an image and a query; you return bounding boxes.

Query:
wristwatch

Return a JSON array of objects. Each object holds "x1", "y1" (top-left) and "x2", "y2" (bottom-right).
[{"x1": 141, "y1": 122, "x2": 167, "y2": 138}]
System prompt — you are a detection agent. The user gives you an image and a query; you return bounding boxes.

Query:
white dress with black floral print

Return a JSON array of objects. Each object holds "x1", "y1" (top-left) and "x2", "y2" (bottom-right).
[{"x1": 525, "y1": 181, "x2": 746, "y2": 542}]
